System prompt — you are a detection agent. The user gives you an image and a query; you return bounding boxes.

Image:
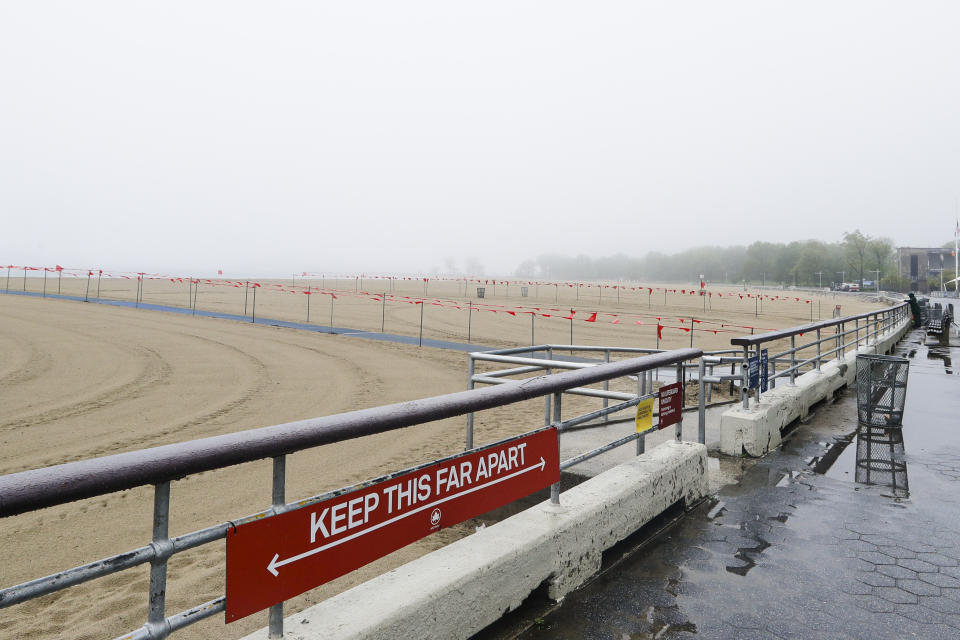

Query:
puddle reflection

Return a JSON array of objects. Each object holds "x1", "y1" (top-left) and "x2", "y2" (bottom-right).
[
  {"x1": 855, "y1": 425, "x2": 909, "y2": 497},
  {"x1": 926, "y1": 347, "x2": 954, "y2": 374}
]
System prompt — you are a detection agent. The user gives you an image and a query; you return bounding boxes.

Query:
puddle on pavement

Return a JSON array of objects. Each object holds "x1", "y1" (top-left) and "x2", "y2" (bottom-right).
[
  {"x1": 726, "y1": 538, "x2": 772, "y2": 576},
  {"x1": 817, "y1": 427, "x2": 908, "y2": 497},
  {"x1": 926, "y1": 347, "x2": 955, "y2": 374}
]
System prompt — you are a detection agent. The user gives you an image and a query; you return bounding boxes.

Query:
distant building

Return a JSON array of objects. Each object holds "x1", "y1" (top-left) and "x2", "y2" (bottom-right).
[{"x1": 897, "y1": 247, "x2": 956, "y2": 292}]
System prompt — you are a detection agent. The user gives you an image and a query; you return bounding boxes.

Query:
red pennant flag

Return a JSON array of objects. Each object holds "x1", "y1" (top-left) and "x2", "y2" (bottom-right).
[
  {"x1": 218, "y1": 269, "x2": 223, "y2": 275},
  {"x1": 55, "y1": 265, "x2": 63, "y2": 271},
  {"x1": 657, "y1": 324, "x2": 663, "y2": 339},
  {"x1": 585, "y1": 312, "x2": 598, "y2": 322}
]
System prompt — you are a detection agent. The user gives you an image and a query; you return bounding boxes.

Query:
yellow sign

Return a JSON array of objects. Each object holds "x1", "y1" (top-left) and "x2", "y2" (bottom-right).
[{"x1": 635, "y1": 398, "x2": 654, "y2": 433}]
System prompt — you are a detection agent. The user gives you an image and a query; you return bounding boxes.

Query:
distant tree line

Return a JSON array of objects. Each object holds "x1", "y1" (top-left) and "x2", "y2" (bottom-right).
[{"x1": 515, "y1": 230, "x2": 908, "y2": 290}]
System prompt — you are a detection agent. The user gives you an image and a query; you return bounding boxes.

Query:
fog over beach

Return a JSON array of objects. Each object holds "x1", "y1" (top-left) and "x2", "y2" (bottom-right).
[{"x1": 2, "y1": 2, "x2": 959, "y2": 275}]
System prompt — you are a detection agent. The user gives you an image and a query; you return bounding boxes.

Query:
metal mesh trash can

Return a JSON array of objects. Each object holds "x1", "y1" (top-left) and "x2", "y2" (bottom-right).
[
  {"x1": 856, "y1": 354, "x2": 909, "y2": 428},
  {"x1": 855, "y1": 424, "x2": 908, "y2": 495}
]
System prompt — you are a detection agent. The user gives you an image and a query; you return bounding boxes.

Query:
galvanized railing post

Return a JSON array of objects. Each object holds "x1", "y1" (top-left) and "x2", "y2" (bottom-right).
[
  {"x1": 789, "y1": 336, "x2": 796, "y2": 385},
  {"x1": 816, "y1": 328, "x2": 822, "y2": 371},
  {"x1": 840, "y1": 320, "x2": 846, "y2": 359},
  {"x1": 706, "y1": 363, "x2": 714, "y2": 403},
  {"x1": 602, "y1": 350, "x2": 610, "y2": 422},
  {"x1": 697, "y1": 358, "x2": 706, "y2": 444},
  {"x1": 544, "y1": 348, "x2": 553, "y2": 427},
  {"x1": 268, "y1": 456, "x2": 286, "y2": 639},
  {"x1": 854, "y1": 317, "x2": 859, "y2": 350},
  {"x1": 550, "y1": 392, "x2": 562, "y2": 505},
  {"x1": 675, "y1": 362, "x2": 683, "y2": 441},
  {"x1": 147, "y1": 482, "x2": 172, "y2": 639},
  {"x1": 465, "y1": 356, "x2": 475, "y2": 450}
]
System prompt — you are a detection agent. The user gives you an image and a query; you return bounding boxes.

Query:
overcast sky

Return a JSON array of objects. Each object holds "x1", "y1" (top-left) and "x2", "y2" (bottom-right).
[{"x1": 1, "y1": 2, "x2": 958, "y2": 277}]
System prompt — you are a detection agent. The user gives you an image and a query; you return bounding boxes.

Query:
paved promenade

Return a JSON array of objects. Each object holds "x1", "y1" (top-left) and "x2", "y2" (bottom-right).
[{"x1": 511, "y1": 328, "x2": 960, "y2": 640}]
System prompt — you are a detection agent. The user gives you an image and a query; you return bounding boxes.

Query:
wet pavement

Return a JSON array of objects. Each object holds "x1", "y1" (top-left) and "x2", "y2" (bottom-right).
[{"x1": 507, "y1": 329, "x2": 960, "y2": 639}]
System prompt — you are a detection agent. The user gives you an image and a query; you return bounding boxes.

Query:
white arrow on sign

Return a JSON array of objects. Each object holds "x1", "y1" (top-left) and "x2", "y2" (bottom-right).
[{"x1": 266, "y1": 456, "x2": 547, "y2": 576}]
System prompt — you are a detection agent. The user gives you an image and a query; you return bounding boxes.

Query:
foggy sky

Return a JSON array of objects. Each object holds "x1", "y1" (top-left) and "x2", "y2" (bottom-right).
[{"x1": 2, "y1": 2, "x2": 958, "y2": 277}]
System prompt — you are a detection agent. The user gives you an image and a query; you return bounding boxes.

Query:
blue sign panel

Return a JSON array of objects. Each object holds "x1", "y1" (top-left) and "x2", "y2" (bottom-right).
[{"x1": 747, "y1": 355, "x2": 760, "y2": 389}]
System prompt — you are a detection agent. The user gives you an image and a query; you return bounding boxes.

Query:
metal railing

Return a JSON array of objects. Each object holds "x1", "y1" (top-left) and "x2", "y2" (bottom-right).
[
  {"x1": 720, "y1": 302, "x2": 910, "y2": 409},
  {"x1": 466, "y1": 345, "x2": 747, "y2": 481},
  {"x1": 0, "y1": 348, "x2": 700, "y2": 640}
]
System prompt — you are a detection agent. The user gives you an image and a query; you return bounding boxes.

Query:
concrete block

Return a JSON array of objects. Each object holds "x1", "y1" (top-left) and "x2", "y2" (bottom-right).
[
  {"x1": 720, "y1": 318, "x2": 911, "y2": 457},
  {"x1": 241, "y1": 440, "x2": 708, "y2": 640}
]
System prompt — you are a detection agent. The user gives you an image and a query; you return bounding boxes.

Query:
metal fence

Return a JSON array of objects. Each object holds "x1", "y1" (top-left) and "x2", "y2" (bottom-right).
[
  {"x1": 0, "y1": 348, "x2": 700, "y2": 640},
  {"x1": 466, "y1": 345, "x2": 744, "y2": 472},
  {"x1": 723, "y1": 302, "x2": 910, "y2": 409}
]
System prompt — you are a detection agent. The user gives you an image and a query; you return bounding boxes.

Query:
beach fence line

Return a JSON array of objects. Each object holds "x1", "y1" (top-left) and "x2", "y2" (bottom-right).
[
  {"x1": 3, "y1": 264, "x2": 853, "y2": 349},
  {"x1": 0, "y1": 349, "x2": 702, "y2": 640}
]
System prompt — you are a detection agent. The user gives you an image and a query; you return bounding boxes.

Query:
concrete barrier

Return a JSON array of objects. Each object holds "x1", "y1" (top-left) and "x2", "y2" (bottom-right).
[
  {"x1": 719, "y1": 318, "x2": 912, "y2": 457},
  {"x1": 241, "y1": 440, "x2": 708, "y2": 640}
]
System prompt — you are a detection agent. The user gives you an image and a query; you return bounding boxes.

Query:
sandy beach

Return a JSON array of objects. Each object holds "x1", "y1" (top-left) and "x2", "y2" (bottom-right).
[{"x1": 0, "y1": 281, "x2": 886, "y2": 639}]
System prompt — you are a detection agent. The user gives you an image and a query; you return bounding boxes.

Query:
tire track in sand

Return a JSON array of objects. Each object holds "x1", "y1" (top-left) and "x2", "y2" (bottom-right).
[
  {"x1": 0, "y1": 333, "x2": 53, "y2": 387},
  {"x1": 52, "y1": 331, "x2": 273, "y2": 463},
  {"x1": 0, "y1": 344, "x2": 172, "y2": 436}
]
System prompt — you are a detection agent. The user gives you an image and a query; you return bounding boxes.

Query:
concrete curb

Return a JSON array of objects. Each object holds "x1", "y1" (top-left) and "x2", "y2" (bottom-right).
[
  {"x1": 719, "y1": 318, "x2": 912, "y2": 457},
  {"x1": 241, "y1": 440, "x2": 708, "y2": 640}
]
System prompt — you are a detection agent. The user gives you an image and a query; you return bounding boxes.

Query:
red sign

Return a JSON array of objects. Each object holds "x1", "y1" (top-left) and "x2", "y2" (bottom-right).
[
  {"x1": 658, "y1": 382, "x2": 683, "y2": 429},
  {"x1": 225, "y1": 427, "x2": 560, "y2": 622}
]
